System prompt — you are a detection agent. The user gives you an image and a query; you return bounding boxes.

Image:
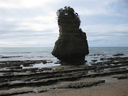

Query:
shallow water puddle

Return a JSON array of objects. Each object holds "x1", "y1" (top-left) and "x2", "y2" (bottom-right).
[
  {"x1": 22, "y1": 63, "x2": 61, "y2": 69},
  {"x1": 100, "y1": 76, "x2": 118, "y2": 83},
  {"x1": 33, "y1": 63, "x2": 60, "y2": 68}
]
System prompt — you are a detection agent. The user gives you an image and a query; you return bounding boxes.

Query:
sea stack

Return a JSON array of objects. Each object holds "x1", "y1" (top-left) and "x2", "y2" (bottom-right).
[{"x1": 52, "y1": 6, "x2": 89, "y2": 64}]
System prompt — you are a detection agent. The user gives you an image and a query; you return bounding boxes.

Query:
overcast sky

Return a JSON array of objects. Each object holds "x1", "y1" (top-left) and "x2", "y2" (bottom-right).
[{"x1": 0, "y1": 0, "x2": 128, "y2": 47}]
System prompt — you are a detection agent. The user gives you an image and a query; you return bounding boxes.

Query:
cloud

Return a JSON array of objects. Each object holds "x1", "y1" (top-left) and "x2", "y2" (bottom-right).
[
  {"x1": 0, "y1": 0, "x2": 59, "y2": 9},
  {"x1": 17, "y1": 12, "x2": 58, "y2": 31},
  {"x1": 82, "y1": 23, "x2": 128, "y2": 47},
  {"x1": 84, "y1": 24, "x2": 128, "y2": 34},
  {"x1": 74, "y1": 0, "x2": 128, "y2": 17},
  {"x1": 0, "y1": 30, "x2": 58, "y2": 47},
  {"x1": 0, "y1": 0, "x2": 128, "y2": 47},
  {"x1": 88, "y1": 35, "x2": 128, "y2": 47}
]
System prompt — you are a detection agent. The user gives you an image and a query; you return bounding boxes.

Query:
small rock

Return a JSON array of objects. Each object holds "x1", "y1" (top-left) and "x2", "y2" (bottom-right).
[
  {"x1": 113, "y1": 53, "x2": 124, "y2": 56},
  {"x1": 91, "y1": 60, "x2": 97, "y2": 62},
  {"x1": 42, "y1": 60, "x2": 47, "y2": 64}
]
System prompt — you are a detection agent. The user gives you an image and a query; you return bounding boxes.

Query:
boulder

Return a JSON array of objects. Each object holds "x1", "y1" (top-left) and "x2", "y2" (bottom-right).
[{"x1": 52, "y1": 6, "x2": 89, "y2": 64}]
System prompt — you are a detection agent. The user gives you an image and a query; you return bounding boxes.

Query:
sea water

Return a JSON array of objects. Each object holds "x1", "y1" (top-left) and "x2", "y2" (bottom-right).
[
  {"x1": 86, "y1": 47, "x2": 128, "y2": 65},
  {"x1": 0, "y1": 47, "x2": 58, "y2": 68},
  {"x1": 89, "y1": 47, "x2": 128, "y2": 56},
  {"x1": 0, "y1": 47, "x2": 54, "y2": 61},
  {"x1": 0, "y1": 47, "x2": 128, "y2": 64}
]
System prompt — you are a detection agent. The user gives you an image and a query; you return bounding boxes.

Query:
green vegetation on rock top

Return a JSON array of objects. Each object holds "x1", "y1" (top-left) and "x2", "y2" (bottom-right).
[{"x1": 57, "y1": 6, "x2": 81, "y2": 27}]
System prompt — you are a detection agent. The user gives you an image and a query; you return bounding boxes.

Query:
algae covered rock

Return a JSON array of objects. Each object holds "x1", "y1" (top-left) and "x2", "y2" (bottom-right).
[{"x1": 52, "y1": 6, "x2": 89, "y2": 64}]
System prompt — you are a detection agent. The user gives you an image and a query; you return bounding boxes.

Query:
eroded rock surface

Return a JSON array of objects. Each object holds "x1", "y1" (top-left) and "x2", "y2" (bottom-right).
[
  {"x1": 0, "y1": 56, "x2": 128, "y2": 96},
  {"x1": 52, "y1": 6, "x2": 89, "y2": 64}
]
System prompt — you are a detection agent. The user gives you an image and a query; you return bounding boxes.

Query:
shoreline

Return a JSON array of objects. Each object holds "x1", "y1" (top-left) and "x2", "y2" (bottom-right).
[
  {"x1": 0, "y1": 54, "x2": 128, "y2": 96},
  {"x1": 16, "y1": 79, "x2": 128, "y2": 96}
]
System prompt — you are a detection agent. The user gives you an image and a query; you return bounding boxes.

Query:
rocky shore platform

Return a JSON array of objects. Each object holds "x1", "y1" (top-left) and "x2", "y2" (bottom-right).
[{"x1": 0, "y1": 53, "x2": 128, "y2": 96}]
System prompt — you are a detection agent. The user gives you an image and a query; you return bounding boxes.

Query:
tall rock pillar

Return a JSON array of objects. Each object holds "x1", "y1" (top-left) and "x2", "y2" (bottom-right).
[{"x1": 52, "y1": 6, "x2": 89, "y2": 64}]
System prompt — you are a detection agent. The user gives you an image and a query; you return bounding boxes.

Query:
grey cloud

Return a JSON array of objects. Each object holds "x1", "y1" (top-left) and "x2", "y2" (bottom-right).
[
  {"x1": 0, "y1": 0, "x2": 128, "y2": 47},
  {"x1": 89, "y1": 35, "x2": 128, "y2": 47},
  {"x1": 0, "y1": 8, "x2": 46, "y2": 18}
]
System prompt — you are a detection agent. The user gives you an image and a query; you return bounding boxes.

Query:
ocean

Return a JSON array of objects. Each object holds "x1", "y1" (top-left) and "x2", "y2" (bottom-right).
[
  {"x1": 0, "y1": 47, "x2": 128, "y2": 66},
  {"x1": 0, "y1": 47, "x2": 128, "y2": 92}
]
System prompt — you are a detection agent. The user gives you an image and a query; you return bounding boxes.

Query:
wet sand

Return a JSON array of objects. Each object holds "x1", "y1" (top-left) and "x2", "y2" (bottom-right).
[{"x1": 17, "y1": 79, "x2": 128, "y2": 96}]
